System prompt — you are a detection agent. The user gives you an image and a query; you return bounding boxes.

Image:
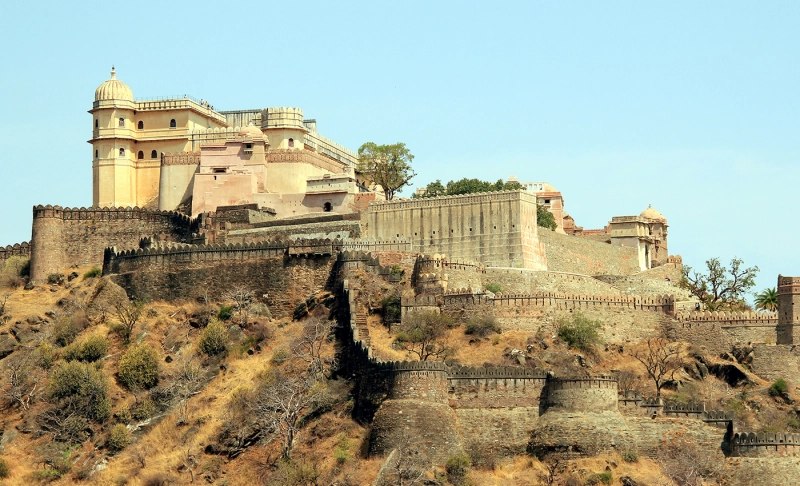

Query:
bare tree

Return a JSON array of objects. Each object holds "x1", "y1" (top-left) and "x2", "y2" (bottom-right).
[
  {"x1": 0, "y1": 293, "x2": 10, "y2": 320},
  {"x1": 113, "y1": 299, "x2": 144, "y2": 343},
  {"x1": 253, "y1": 370, "x2": 326, "y2": 460},
  {"x1": 656, "y1": 435, "x2": 722, "y2": 485},
  {"x1": 3, "y1": 349, "x2": 44, "y2": 410},
  {"x1": 395, "y1": 311, "x2": 454, "y2": 361},
  {"x1": 537, "y1": 458, "x2": 561, "y2": 486},
  {"x1": 630, "y1": 338, "x2": 682, "y2": 398},
  {"x1": 293, "y1": 316, "x2": 336, "y2": 380},
  {"x1": 172, "y1": 359, "x2": 205, "y2": 426},
  {"x1": 224, "y1": 286, "x2": 254, "y2": 327}
]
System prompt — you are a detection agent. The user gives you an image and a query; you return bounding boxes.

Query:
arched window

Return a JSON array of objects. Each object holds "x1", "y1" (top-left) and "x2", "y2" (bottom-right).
[
  {"x1": 137, "y1": 151, "x2": 144, "y2": 159},
  {"x1": 119, "y1": 148, "x2": 125, "y2": 156},
  {"x1": 95, "y1": 119, "x2": 98, "y2": 128},
  {"x1": 151, "y1": 150, "x2": 158, "y2": 159},
  {"x1": 288, "y1": 138, "x2": 294, "y2": 148},
  {"x1": 169, "y1": 119, "x2": 176, "y2": 128},
  {"x1": 138, "y1": 121, "x2": 144, "y2": 129},
  {"x1": 323, "y1": 202, "x2": 332, "y2": 212},
  {"x1": 118, "y1": 117, "x2": 124, "y2": 127}
]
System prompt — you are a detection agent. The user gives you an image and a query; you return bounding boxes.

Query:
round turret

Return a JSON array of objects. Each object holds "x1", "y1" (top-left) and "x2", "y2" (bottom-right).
[
  {"x1": 640, "y1": 204, "x2": 666, "y2": 222},
  {"x1": 238, "y1": 123, "x2": 264, "y2": 139},
  {"x1": 94, "y1": 67, "x2": 133, "y2": 102}
]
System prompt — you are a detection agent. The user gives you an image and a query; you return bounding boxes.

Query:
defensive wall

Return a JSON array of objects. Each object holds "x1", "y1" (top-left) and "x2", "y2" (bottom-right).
[
  {"x1": 731, "y1": 432, "x2": 800, "y2": 457},
  {"x1": 667, "y1": 310, "x2": 783, "y2": 355},
  {"x1": 0, "y1": 242, "x2": 30, "y2": 264},
  {"x1": 29, "y1": 205, "x2": 197, "y2": 283},
  {"x1": 538, "y1": 228, "x2": 640, "y2": 276},
  {"x1": 218, "y1": 213, "x2": 364, "y2": 245},
  {"x1": 362, "y1": 190, "x2": 547, "y2": 270}
]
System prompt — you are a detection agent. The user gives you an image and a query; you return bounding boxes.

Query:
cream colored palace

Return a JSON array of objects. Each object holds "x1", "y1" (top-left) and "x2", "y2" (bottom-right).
[{"x1": 90, "y1": 68, "x2": 381, "y2": 218}]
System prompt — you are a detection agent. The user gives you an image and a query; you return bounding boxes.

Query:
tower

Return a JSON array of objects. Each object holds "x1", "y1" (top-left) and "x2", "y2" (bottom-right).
[
  {"x1": 777, "y1": 275, "x2": 800, "y2": 344},
  {"x1": 90, "y1": 67, "x2": 137, "y2": 208}
]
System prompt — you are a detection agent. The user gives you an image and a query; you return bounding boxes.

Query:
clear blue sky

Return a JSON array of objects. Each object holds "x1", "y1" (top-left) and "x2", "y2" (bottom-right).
[{"x1": 1, "y1": 1, "x2": 797, "y2": 297}]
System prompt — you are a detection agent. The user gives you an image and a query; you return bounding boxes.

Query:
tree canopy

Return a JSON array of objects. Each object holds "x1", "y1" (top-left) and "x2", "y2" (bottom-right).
[
  {"x1": 537, "y1": 204, "x2": 558, "y2": 231},
  {"x1": 679, "y1": 257, "x2": 759, "y2": 311},
  {"x1": 754, "y1": 287, "x2": 778, "y2": 312},
  {"x1": 414, "y1": 178, "x2": 522, "y2": 198},
  {"x1": 357, "y1": 142, "x2": 415, "y2": 200}
]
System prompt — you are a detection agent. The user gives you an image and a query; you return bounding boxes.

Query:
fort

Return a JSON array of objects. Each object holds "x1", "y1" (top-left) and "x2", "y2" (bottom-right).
[{"x1": 3, "y1": 72, "x2": 799, "y2": 483}]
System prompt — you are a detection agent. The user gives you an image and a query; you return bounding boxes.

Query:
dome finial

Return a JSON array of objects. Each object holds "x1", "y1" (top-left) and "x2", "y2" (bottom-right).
[{"x1": 111, "y1": 65, "x2": 116, "y2": 79}]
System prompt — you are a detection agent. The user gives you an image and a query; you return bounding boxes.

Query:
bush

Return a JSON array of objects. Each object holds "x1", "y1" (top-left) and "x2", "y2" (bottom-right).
[
  {"x1": 557, "y1": 312, "x2": 602, "y2": 350},
  {"x1": 48, "y1": 361, "x2": 111, "y2": 422},
  {"x1": 62, "y1": 334, "x2": 110, "y2": 362},
  {"x1": 1, "y1": 255, "x2": 28, "y2": 287},
  {"x1": 48, "y1": 273, "x2": 65, "y2": 285},
  {"x1": 587, "y1": 472, "x2": 613, "y2": 485},
  {"x1": 484, "y1": 282, "x2": 502, "y2": 293},
  {"x1": 53, "y1": 316, "x2": 88, "y2": 347},
  {"x1": 333, "y1": 434, "x2": 351, "y2": 464},
  {"x1": 464, "y1": 315, "x2": 501, "y2": 338},
  {"x1": 380, "y1": 294, "x2": 401, "y2": 324},
  {"x1": 118, "y1": 344, "x2": 159, "y2": 391},
  {"x1": 108, "y1": 423, "x2": 131, "y2": 451},
  {"x1": 83, "y1": 267, "x2": 102, "y2": 279},
  {"x1": 200, "y1": 319, "x2": 229, "y2": 356},
  {"x1": 445, "y1": 454, "x2": 470, "y2": 484},
  {"x1": 38, "y1": 342, "x2": 57, "y2": 370},
  {"x1": 133, "y1": 398, "x2": 157, "y2": 421},
  {"x1": 769, "y1": 378, "x2": 789, "y2": 397},
  {"x1": 271, "y1": 347, "x2": 291, "y2": 365},
  {"x1": 622, "y1": 449, "x2": 639, "y2": 463},
  {"x1": 0, "y1": 457, "x2": 9, "y2": 478},
  {"x1": 217, "y1": 304, "x2": 234, "y2": 321}
]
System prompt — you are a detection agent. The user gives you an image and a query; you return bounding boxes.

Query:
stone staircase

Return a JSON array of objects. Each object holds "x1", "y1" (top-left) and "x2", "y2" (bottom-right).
[{"x1": 355, "y1": 313, "x2": 371, "y2": 347}]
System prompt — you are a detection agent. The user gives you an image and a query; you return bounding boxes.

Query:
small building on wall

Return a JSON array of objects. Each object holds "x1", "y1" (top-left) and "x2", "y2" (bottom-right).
[{"x1": 608, "y1": 205, "x2": 669, "y2": 270}]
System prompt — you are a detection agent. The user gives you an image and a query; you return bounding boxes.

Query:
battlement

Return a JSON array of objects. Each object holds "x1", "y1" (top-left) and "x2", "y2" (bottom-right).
[
  {"x1": 448, "y1": 366, "x2": 548, "y2": 379},
  {"x1": 373, "y1": 360, "x2": 449, "y2": 373},
  {"x1": 265, "y1": 149, "x2": 347, "y2": 174},
  {"x1": 367, "y1": 189, "x2": 536, "y2": 212},
  {"x1": 415, "y1": 254, "x2": 486, "y2": 272},
  {"x1": 778, "y1": 275, "x2": 800, "y2": 290},
  {"x1": 0, "y1": 242, "x2": 30, "y2": 262},
  {"x1": 675, "y1": 310, "x2": 778, "y2": 324},
  {"x1": 440, "y1": 291, "x2": 674, "y2": 313},
  {"x1": 262, "y1": 107, "x2": 305, "y2": 130},
  {"x1": 32, "y1": 205, "x2": 195, "y2": 226},
  {"x1": 401, "y1": 295, "x2": 439, "y2": 307},
  {"x1": 731, "y1": 432, "x2": 800, "y2": 457}
]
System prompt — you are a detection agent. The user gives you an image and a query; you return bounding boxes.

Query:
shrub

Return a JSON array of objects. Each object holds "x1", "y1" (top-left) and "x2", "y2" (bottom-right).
[
  {"x1": 118, "y1": 344, "x2": 159, "y2": 391},
  {"x1": 445, "y1": 454, "x2": 470, "y2": 484},
  {"x1": 769, "y1": 378, "x2": 789, "y2": 397},
  {"x1": 464, "y1": 315, "x2": 501, "y2": 338},
  {"x1": 622, "y1": 449, "x2": 639, "y2": 463},
  {"x1": 333, "y1": 434, "x2": 351, "y2": 464},
  {"x1": 48, "y1": 361, "x2": 111, "y2": 422},
  {"x1": 48, "y1": 273, "x2": 65, "y2": 285},
  {"x1": 133, "y1": 399, "x2": 157, "y2": 421},
  {"x1": 557, "y1": 312, "x2": 602, "y2": 350},
  {"x1": 108, "y1": 424, "x2": 131, "y2": 451},
  {"x1": 83, "y1": 267, "x2": 102, "y2": 279},
  {"x1": 199, "y1": 319, "x2": 229, "y2": 356},
  {"x1": 62, "y1": 334, "x2": 110, "y2": 362},
  {"x1": 0, "y1": 457, "x2": 9, "y2": 478},
  {"x1": 587, "y1": 471, "x2": 613, "y2": 485},
  {"x1": 380, "y1": 294, "x2": 401, "y2": 324},
  {"x1": 1, "y1": 255, "x2": 28, "y2": 287},
  {"x1": 38, "y1": 342, "x2": 57, "y2": 370},
  {"x1": 271, "y1": 347, "x2": 291, "y2": 365},
  {"x1": 53, "y1": 316, "x2": 88, "y2": 347},
  {"x1": 217, "y1": 304, "x2": 234, "y2": 321},
  {"x1": 484, "y1": 282, "x2": 502, "y2": 293},
  {"x1": 389, "y1": 264, "x2": 404, "y2": 276}
]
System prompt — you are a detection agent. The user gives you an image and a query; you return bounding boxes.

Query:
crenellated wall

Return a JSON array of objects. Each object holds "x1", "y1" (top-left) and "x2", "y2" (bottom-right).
[
  {"x1": 731, "y1": 432, "x2": 800, "y2": 457},
  {"x1": 668, "y1": 311, "x2": 781, "y2": 355},
  {"x1": 0, "y1": 242, "x2": 30, "y2": 264}
]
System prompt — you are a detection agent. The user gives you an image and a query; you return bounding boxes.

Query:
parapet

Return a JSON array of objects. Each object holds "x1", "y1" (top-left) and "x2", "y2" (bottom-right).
[
  {"x1": 674, "y1": 310, "x2": 778, "y2": 324},
  {"x1": 731, "y1": 432, "x2": 800, "y2": 457},
  {"x1": 32, "y1": 205, "x2": 196, "y2": 227},
  {"x1": 262, "y1": 107, "x2": 305, "y2": 130},
  {"x1": 366, "y1": 189, "x2": 537, "y2": 212},
  {"x1": 161, "y1": 151, "x2": 201, "y2": 166},
  {"x1": 544, "y1": 376, "x2": 619, "y2": 412},
  {"x1": 0, "y1": 241, "x2": 30, "y2": 262}
]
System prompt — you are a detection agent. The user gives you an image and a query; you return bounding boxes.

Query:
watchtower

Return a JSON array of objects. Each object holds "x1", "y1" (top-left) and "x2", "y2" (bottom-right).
[{"x1": 777, "y1": 275, "x2": 800, "y2": 344}]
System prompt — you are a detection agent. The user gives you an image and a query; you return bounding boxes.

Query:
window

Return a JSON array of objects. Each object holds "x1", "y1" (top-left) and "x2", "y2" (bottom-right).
[
  {"x1": 323, "y1": 202, "x2": 332, "y2": 212},
  {"x1": 119, "y1": 148, "x2": 125, "y2": 156},
  {"x1": 95, "y1": 119, "x2": 98, "y2": 128},
  {"x1": 137, "y1": 151, "x2": 144, "y2": 159},
  {"x1": 95, "y1": 150, "x2": 98, "y2": 158},
  {"x1": 544, "y1": 199, "x2": 551, "y2": 204},
  {"x1": 118, "y1": 117, "x2": 124, "y2": 127},
  {"x1": 138, "y1": 121, "x2": 144, "y2": 129},
  {"x1": 169, "y1": 119, "x2": 176, "y2": 128},
  {"x1": 151, "y1": 150, "x2": 158, "y2": 159},
  {"x1": 213, "y1": 168, "x2": 226, "y2": 173},
  {"x1": 288, "y1": 138, "x2": 294, "y2": 148}
]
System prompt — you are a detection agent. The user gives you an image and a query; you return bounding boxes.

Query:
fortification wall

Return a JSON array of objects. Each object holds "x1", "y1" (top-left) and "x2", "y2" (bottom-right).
[
  {"x1": 749, "y1": 345, "x2": 800, "y2": 382},
  {"x1": 538, "y1": 229, "x2": 640, "y2": 276},
  {"x1": 455, "y1": 408, "x2": 539, "y2": 454},
  {"x1": 667, "y1": 311, "x2": 780, "y2": 355},
  {"x1": 731, "y1": 432, "x2": 800, "y2": 457},
  {"x1": 0, "y1": 242, "x2": 30, "y2": 264},
  {"x1": 724, "y1": 457, "x2": 800, "y2": 485},
  {"x1": 220, "y1": 216, "x2": 363, "y2": 244},
  {"x1": 30, "y1": 205, "x2": 195, "y2": 282},
  {"x1": 626, "y1": 417, "x2": 728, "y2": 459},
  {"x1": 373, "y1": 361, "x2": 449, "y2": 403},
  {"x1": 483, "y1": 268, "x2": 623, "y2": 295},
  {"x1": 447, "y1": 367, "x2": 547, "y2": 409},
  {"x1": 544, "y1": 377, "x2": 618, "y2": 412},
  {"x1": 111, "y1": 253, "x2": 334, "y2": 319},
  {"x1": 363, "y1": 191, "x2": 547, "y2": 270}
]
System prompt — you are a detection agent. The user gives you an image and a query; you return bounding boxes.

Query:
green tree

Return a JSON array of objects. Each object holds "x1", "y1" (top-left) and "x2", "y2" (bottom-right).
[
  {"x1": 680, "y1": 257, "x2": 759, "y2": 311},
  {"x1": 537, "y1": 203, "x2": 558, "y2": 231},
  {"x1": 556, "y1": 312, "x2": 602, "y2": 350},
  {"x1": 199, "y1": 318, "x2": 229, "y2": 356},
  {"x1": 754, "y1": 287, "x2": 778, "y2": 312},
  {"x1": 117, "y1": 344, "x2": 159, "y2": 391},
  {"x1": 357, "y1": 142, "x2": 416, "y2": 200},
  {"x1": 395, "y1": 311, "x2": 454, "y2": 361}
]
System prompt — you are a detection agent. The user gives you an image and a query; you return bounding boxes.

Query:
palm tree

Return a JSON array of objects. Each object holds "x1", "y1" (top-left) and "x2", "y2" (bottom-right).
[{"x1": 754, "y1": 287, "x2": 778, "y2": 311}]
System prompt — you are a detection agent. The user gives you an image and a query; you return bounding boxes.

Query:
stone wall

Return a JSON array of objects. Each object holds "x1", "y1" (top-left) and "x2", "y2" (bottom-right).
[
  {"x1": 483, "y1": 268, "x2": 622, "y2": 295},
  {"x1": 0, "y1": 242, "x2": 30, "y2": 264},
  {"x1": 626, "y1": 417, "x2": 728, "y2": 459},
  {"x1": 30, "y1": 205, "x2": 196, "y2": 283},
  {"x1": 666, "y1": 311, "x2": 780, "y2": 355},
  {"x1": 219, "y1": 217, "x2": 363, "y2": 244},
  {"x1": 538, "y1": 229, "x2": 640, "y2": 275},
  {"x1": 363, "y1": 190, "x2": 547, "y2": 270},
  {"x1": 749, "y1": 345, "x2": 800, "y2": 382},
  {"x1": 731, "y1": 432, "x2": 800, "y2": 457}
]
